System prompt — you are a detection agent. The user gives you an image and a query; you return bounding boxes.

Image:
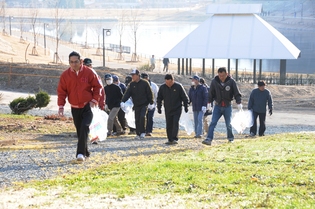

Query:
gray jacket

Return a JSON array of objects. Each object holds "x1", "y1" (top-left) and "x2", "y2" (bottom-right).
[{"x1": 248, "y1": 88, "x2": 273, "y2": 113}]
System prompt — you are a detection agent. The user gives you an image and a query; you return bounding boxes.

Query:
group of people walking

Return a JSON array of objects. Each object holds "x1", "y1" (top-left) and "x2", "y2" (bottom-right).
[{"x1": 57, "y1": 51, "x2": 273, "y2": 161}]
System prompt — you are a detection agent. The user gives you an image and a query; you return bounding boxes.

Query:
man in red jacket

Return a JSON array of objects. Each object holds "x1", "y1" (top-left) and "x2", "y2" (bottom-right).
[{"x1": 57, "y1": 51, "x2": 102, "y2": 161}]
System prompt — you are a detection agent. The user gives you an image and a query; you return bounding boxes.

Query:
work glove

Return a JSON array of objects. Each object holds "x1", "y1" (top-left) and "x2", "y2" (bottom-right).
[
  {"x1": 269, "y1": 109, "x2": 273, "y2": 116},
  {"x1": 105, "y1": 105, "x2": 110, "y2": 112},
  {"x1": 157, "y1": 109, "x2": 162, "y2": 114},
  {"x1": 58, "y1": 106, "x2": 64, "y2": 116},
  {"x1": 120, "y1": 102, "x2": 125, "y2": 109},
  {"x1": 148, "y1": 104, "x2": 155, "y2": 110},
  {"x1": 237, "y1": 103, "x2": 243, "y2": 110},
  {"x1": 202, "y1": 106, "x2": 207, "y2": 114},
  {"x1": 184, "y1": 106, "x2": 189, "y2": 113}
]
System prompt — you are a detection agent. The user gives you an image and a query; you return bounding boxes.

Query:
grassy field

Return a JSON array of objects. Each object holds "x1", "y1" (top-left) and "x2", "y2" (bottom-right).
[{"x1": 20, "y1": 132, "x2": 315, "y2": 208}]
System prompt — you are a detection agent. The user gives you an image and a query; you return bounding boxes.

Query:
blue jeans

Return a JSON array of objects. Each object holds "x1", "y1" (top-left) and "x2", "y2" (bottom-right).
[
  {"x1": 146, "y1": 108, "x2": 155, "y2": 133},
  {"x1": 206, "y1": 105, "x2": 234, "y2": 141},
  {"x1": 193, "y1": 110, "x2": 204, "y2": 136}
]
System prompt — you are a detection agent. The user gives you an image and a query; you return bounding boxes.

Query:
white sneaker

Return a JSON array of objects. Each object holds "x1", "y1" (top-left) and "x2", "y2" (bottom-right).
[
  {"x1": 140, "y1": 133, "x2": 145, "y2": 139},
  {"x1": 77, "y1": 154, "x2": 85, "y2": 161},
  {"x1": 134, "y1": 135, "x2": 140, "y2": 140}
]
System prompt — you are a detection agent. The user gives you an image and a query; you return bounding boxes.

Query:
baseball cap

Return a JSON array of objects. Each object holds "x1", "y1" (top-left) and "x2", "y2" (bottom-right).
[
  {"x1": 130, "y1": 69, "x2": 140, "y2": 75},
  {"x1": 190, "y1": 75, "x2": 200, "y2": 81},
  {"x1": 141, "y1": 73, "x2": 149, "y2": 79},
  {"x1": 104, "y1": 74, "x2": 112, "y2": 80},
  {"x1": 112, "y1": 75, "x2": 119, "y2": 82},
  {"x1": 83, "y1": 58, "x2": 92, "y2": 65}
]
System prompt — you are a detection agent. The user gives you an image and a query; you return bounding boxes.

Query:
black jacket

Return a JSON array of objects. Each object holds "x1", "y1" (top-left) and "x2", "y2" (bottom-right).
[
  {"x1": 122, "y1": 79, "x2": 154, "y2": 107},
  {"x1": 157, "y1": 82, "x2": 189, "y2": 115},
  {"x1": 209, "y1": 75, "x2": 242, "y2": 106},
  {"x1": 104, "y1": 84, "x2": 123, "y2": 109}
]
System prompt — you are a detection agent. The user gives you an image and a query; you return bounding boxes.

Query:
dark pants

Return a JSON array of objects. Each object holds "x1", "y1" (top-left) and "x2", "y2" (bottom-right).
[
  {"x1": 113, "y1": 109, "x2": 126, "y2": 132},
  {"x1": 250, "y1": 111, "x2": 266, "y2": 136},
  {"x1": 71, "y1": 103, "x2": 93, "y2": 157},
  {"x1": 134, "y1": 105, "x2": 148, "y2": 136},
  {"x1": 165, "y1": 112, "x2": 181, "y2": 142},
  {"x1": 146, "y1": 108, "x2": 155, "y2": 133},
  {"x1": 163, "y1": 64, "x2": 168, "y2": 72}
]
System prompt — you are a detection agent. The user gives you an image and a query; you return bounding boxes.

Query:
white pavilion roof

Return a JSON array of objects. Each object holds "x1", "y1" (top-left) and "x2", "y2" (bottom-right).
[{"x1": 164, "y1": 4, "x2": 301, "y2": 60}]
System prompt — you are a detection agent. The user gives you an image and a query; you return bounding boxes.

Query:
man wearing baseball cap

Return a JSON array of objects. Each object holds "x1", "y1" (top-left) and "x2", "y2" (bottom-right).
[
  {"x1": 188, "y1": 75, "x2": 208, "y2": 138},
  {"x1": 121, "y1": 69, "x2": 154, "y2": 139},
  {"x1": 83, "y1": 58, "x2": 105, "y2": 112}
]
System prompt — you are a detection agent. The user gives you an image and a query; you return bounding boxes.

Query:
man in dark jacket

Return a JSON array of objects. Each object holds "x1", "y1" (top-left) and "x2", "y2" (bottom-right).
[
  {"x1": 112, "y1": 75, "x2": 127, "y2": 134},
  {"x1": 248, "y1": 80, "x2": 273, "y2": 137},
  {"x1": 124, "y1": 75, "x2": 136, "y2": 134},
  {"x1": 104, "y1": 74, "x2": 123, "y2": 137},
  {"x1": 121, "y1": 69, "x2": 154, "y2": 139},
  {"x1": 202, "y1": 67, "x2": 242, "y2": 145},
  {"x1": 157, "y1": 74, "x2": 189, "y2": 145},
  {"x1": 188, "y1": 75, "x2": 208, "y2": 138}
]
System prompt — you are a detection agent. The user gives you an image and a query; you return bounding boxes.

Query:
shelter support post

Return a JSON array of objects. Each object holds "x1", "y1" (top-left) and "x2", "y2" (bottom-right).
[
  {"x1": 202, "y1": 58, "x2": 205, "y2": 77},
  {"x1": 182, "y1": 58, "x2": 184, "y2": 75},
  {"x1": 280, "y1": 59, "x2": 286, "y2": 85},
  {"x1": 235, "y1": 59, "x2": 239, "y2": 81},
  {"x1": 177, "y1": 58, "x2": 180, "y2": 75},
  {"x1": 212, "y1": 59, "x2": 215, "y2": 78},
  {"x1": 253, "y1": 59, "x2": 257, "y2": 84},
  {"x1": 227, "y1": 59, "x2": 230, "y2": 74},
  {"x1": 189, "y1": 59, "x2": 192, "y2": 75},
  {"x1": 259, "y1": 59, "x2": 262, "y2": 81},
  {"x1": 186, "y1": 58, "x2": 188, "y2": 75}
]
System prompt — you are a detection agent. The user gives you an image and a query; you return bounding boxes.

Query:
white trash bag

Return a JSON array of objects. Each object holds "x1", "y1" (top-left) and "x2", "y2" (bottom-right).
[
  {"x1": 121, "y1": 99, "x2": 135, "y2": 129},
  {"x1": 179, "y1": 109, "x2": 194, "y2": 135},
  {"x1": 231, "y1": 109, "x2": 254, "y2": 134},
  {"x1": 89, "y1": 107, "x2": 108, "y2": 142}
]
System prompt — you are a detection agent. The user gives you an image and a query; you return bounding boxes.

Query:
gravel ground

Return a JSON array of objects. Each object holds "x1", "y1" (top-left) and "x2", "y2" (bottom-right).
[
  {"x1": 1, "y1": 103, "x2": 315, "y2": 189},
  {"x1": 1, "y1": 91, "x2": 315, "y2": 208}
]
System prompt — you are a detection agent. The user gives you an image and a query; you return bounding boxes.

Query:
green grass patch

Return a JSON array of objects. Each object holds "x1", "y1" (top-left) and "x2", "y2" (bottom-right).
[
  {"x1": 25, "y1": 133, "x2": 315, "y2": 208},
  {"x1": 0, "y1": 113, "x2": 37, "y2": 120}
]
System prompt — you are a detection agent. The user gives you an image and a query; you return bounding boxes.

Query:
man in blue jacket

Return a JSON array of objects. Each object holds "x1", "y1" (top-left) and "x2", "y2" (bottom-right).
[
  {"x1": 188, "y1": 75, "x2": 208, "y2": 138},
  {"x1": 248, "y1": 80, "x2": 273, "y2": 137}
]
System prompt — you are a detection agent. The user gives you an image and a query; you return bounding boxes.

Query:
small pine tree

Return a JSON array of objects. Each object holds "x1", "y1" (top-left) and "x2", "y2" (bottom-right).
[{"x1": 9, "y1": 91, "x2": 51, "y2": 115}]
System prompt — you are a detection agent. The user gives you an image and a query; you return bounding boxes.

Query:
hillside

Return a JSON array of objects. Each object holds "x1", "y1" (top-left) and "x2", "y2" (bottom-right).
[{"x1": 1, "y1": 62, "x2": 315, "y2": 113}]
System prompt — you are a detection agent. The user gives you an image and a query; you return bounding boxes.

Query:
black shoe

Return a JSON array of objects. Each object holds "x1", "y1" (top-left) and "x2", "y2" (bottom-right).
[
  {"x1": 259, "y1": 134, "x2": 265, "y2": 137},
  {"x1": 202, "y1": 139, "x2": 212, "y2": 146},
  {"x1": 165, "y1": 141, "x2": 178, "y2": 145},
  {"x1": 194, "y1": 135, "x2": 202, "y2": 138},
  {"x1": 128, "y1": 130, "x2": 136, "y2": 135}
]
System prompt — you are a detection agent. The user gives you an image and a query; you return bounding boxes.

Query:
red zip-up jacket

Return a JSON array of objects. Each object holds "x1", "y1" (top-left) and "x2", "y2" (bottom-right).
[{"x1": 57, "y1": 65, "x2": 102, "y2": 108}]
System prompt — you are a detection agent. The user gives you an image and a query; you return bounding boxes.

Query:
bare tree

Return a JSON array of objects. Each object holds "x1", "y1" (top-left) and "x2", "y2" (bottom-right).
[
  {"x1": 18, "y1": 9, "x2": 26, "y2": 43},
  {"x1": 52, "y1": 0, "x2": 66, "y2": 64},
  {"x1": 84, "y1": 15, "x2": 89, "y2": 49},
  {"x1": 116, "y1": 10, "x2": 127, "y2": 60},
  {"x1": 30, "y1": 8, "x2": 39, "y2": 55},
  {"x1": 129, "y1": 9, "x2": 142, "y2": 62},
  {"x1": 92, "y1": 18, "x2": 103, "y2": 56},
  {"x1": 1, "y1": 0, "x2": 6, "y2": 35}
]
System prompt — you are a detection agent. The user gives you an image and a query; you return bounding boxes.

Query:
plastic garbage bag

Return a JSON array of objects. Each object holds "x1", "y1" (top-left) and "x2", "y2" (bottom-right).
[
  {"x1": 121, "y1": 99, "x2": 135, "y2": 129},
  {"x1": 89, "y1": 107, "x2": 108, "y2": 142},
  {"x1": 231, "y1": 109, "x2": 254, "y2": 134},
  {"x1": 179, "y1": 109, "x2": 194, "y2": 135}
]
